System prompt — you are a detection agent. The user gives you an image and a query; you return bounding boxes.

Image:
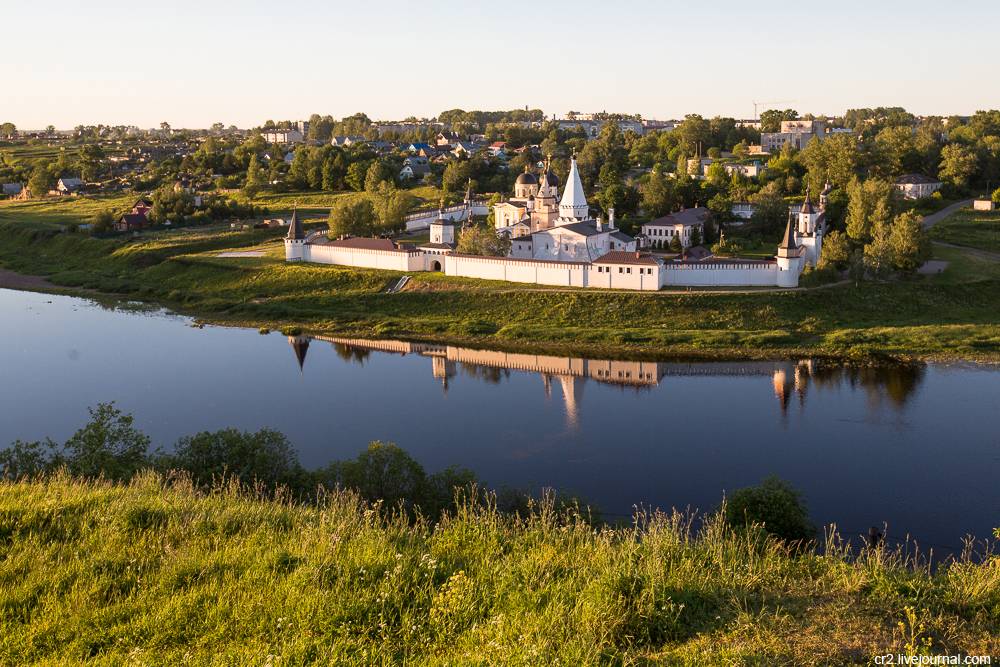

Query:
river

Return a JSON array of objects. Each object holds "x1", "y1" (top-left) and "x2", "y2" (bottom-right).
[{"x1": 2, "y1": 288, "x2": 998, "y2": 554}]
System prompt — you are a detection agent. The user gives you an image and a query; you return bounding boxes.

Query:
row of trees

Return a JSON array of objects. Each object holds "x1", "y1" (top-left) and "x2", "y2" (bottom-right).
[{"x1": 0, "y1": 403, "x2": 566, "y2": 521}]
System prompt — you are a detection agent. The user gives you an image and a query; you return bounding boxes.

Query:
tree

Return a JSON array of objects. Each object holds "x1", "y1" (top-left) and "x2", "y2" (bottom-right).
[
  {"x1": 0, "y1": 122, "x2": 16, "y2": 139},
  {"x1": 163, "y1": 428, "x2": 304, "y2": 490},
  {"x1": 889, "y1": 210, "x2": 929, "y2": 273},
  {"x1": 243, "y1": 153, "x2": 265, "y2": 198},
  {"x1": 759, "y1": 109, "x2": 799, "y2": 133},
  {"x1": 939, "y1": 143, "x2": 979, "y2": 190},
  {"x1": 845, "y1": 177, "x2": 893, "y2": 243},
  {"x1": 456, "y1": 224, "x2": 511, "y2": 257},
  {"x1": 689, "y1": 225, "x2": 702, "y2": 247},
  {"x1": 364, "y1": 160, "x2": 395, "y2": 193},
  {"x1": 749, "y1": 182, "x2": 787, "y2": 235},
  {"x1": 328, "y1": 197, "x2": 377, "y2": 238},
  {"x1": 332, "y1": 441, "x2": 426, "y2": 511},
  {"x1": 28, "y1": 167, "x2": 53, "y2": 198},
  {"x1": 345, "y1": 162, "x2": 368, "y2": 192},
  {"x1": 368, "y1": 181, "x2": 414, "y2": 233},
  {"x1": 863, "y1": 216, "x2": 895, "y2": 279},
  {"x1": 640, "y1": 168, "x2": 679, "y2": 218},
  {"x1": 992, "y1": 187, "x2": 1000, "y2": 204},
  {"x1": 724, "y1": 476, "x2": 813, "y2": 542},
  {"x1": 92, "y1": 210, "x2": 115, "y2": 234},
  {"x1": 668, "y1": 236, "x2": 683, "y2": 252},
  {"x1": 818, "y1": 230, "x2": 850, "y2": 269},
  {"x1": 58, "y1": 403, "x2": 151, "y2": 481}
]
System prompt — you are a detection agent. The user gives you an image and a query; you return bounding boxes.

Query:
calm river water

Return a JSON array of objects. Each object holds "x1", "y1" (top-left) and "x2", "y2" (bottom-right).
[{"x1": 2, "y1": 288, "x2": 998, "y2": 553}]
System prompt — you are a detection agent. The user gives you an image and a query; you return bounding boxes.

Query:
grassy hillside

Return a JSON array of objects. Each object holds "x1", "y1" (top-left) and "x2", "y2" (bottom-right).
[
  {"x1": 929, "y1": 207, "x2": 1000, "y2": 252},
  {"x1": 1, "y1": 475, "x2": 997, "y2": 665},
  {"x1": 0, "y1": 193, "x2": 138, "y2": 229},
  {"x1": 0, "y1": 215, "x2": 999, "y2": 360}
]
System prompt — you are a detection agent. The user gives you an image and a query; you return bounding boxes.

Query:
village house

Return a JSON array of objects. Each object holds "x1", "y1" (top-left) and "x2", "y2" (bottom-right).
[
  {"x1": 56, "y1": 178, "x2": 84, "y2": 195},
  {"x1": 894, "y1": 174, "x2": 942, "y2": 200},
  {"x1": 330, "y1": 136, "x2": 365, "y2": 147},
  {"x1": 436, "y1": 131, "x2": 460, "y2": 147},
  {"x1": 114, "y1": 197, "x2": 154, "y2": 232},
  {"x1": 399, "y1": 156, "x2": 430, "y2": 180},
  {"x1": 1, "y1": 183, "x2": 23, "y2": 198}
]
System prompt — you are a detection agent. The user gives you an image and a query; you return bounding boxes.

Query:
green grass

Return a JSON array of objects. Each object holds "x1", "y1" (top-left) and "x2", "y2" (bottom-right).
[
  {"x1": 1, "y1": 474, "x2": 997, "y2": 664},
  {"x1": 244, "y1": 185, "x2": 444, "y2": 214},
  {"x1": 0, "y1": 193, "x2": 138, "y2": 229},
  {"x1": 0, "y1": 213, "x2": 998, "y2": 361},
  {"x1": 929, "y1": 207, "x2": 1000, "y2": 253}
]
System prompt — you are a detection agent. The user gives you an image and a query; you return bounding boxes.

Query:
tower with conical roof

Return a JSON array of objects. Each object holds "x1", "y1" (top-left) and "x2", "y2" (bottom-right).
[
  {"x1": 288, "y1": 334, "x2": 310, "y2": 372},
  {"x1": 558, "y1": 155, "x2": 589, "y2": 222},
  {"x1": 284, "y1": 208, "x2": 305, "y2": 261},
  {"x1": 776, "y1": 213, "x2": 802, "y2": 287}
]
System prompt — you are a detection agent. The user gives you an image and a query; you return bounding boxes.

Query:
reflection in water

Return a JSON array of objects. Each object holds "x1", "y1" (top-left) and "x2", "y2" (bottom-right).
[{"x1": 290, "y1": 336, "x2": 927, "y2": 428}]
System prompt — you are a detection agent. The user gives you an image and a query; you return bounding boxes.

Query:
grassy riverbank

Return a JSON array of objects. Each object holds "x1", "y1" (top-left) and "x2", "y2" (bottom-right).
[
  {"x1": 1, "y1": 474, "x2": 997, "y2": 664},
  {"x1": 0, "y1": 216, "x2": 998, "y2": 361}
]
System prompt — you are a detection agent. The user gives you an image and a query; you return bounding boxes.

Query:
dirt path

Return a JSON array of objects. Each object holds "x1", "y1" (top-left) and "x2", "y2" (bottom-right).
[
  {"x1": 932, "y1": 240, "x2": 1000, "y2": 262},
  {"x1": 0, "y1": 269, "x2": 58, "y2": 291}
]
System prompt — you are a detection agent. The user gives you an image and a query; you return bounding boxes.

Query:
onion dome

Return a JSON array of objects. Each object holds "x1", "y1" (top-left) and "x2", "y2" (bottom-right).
[{"x1": 515, "y1": 167, "x2": 537, "y2": 185}]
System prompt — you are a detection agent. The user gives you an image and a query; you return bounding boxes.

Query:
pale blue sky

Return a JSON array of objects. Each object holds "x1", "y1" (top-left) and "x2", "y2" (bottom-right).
[{"x1": 7, "y1": 0, "x2": 999, "y2": 129}]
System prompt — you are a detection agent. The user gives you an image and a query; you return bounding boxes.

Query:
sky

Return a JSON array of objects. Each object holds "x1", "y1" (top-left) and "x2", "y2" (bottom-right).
[{"x1": 6, "y1": 0, "x2": 1000, "y2": 129}]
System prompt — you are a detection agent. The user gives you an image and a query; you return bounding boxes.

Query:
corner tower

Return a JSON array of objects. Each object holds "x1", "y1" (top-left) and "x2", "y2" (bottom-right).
[
  {"x1": 284, "y1": 209, "x2": 305, "y2": 261},
  {"x1": 776, "y1": 215, "x2": 803, "y2": 287}
]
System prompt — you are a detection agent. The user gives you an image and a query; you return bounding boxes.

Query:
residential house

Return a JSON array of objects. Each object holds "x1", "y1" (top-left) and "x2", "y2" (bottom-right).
[
  {"x1": 1, "y1": 183, "x2": 23, "y2": 198},
  {"x1": 722, "y1": 161, "x2": 765, "y2": 178},
  {"x1": 730, "y1": 202, "x2": 755, "y2": 220},
  {"x1": 407, "y1": 142, "x2": 434, "y2": 156},
  {"x1": 894, "y1": 174, "x2": 942, "y2": 200},
  {"x1": 399, "y1": 156, "x2": 430, "y2": 180},
  {"x1": 489, "y1": 141, "x2": 507, "y2": 157},
  {"x1": 331, "y1": 135, "x2": 365, "y2": 147},
  {"x1": 640, "y1": 207, "x2": 710, "y2": 250},
  {"x1": 262, "y1": 128, "x2": 304, "y2": 144},
  {"x1": 436, "y1": 131, "x2": 460, "y2": 147},
  {"x1": 56, "y1": 178, "x2": 84, "y2": 195},
  {"x1": 113, "y1": 197, "x2": 154, "y2": 232},
  {"x1": 451, "y1": 141, "x2": 480, "y2": 157}
]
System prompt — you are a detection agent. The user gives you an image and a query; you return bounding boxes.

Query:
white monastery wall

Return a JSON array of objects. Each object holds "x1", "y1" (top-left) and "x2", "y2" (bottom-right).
[
  {"x1": 663, "y1": 263, "x2": 780, "y2": 287},
  {"x1": 303, "y1": 244, "x2": 423, "y2": 272}
]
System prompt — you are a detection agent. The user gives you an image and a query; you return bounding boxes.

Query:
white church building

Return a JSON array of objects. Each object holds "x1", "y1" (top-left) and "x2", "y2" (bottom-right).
[{"x1": 283, "y1": 161, "x2": 824, "y2": 291}]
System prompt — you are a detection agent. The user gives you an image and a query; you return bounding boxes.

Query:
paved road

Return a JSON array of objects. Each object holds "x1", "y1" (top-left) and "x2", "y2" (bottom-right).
[{"x1": 921, "y1": 199, "x2": 973, "y2": 230}]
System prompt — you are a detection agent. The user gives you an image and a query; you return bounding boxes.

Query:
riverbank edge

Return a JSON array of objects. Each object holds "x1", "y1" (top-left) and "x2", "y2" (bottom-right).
[{"x1": 3, "y1": 267, "x2": 998, "y2": 365}]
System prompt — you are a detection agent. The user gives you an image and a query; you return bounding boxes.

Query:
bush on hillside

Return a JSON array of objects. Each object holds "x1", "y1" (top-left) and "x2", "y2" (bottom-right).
[{"x1": 724, "y1": 476, "x2": 814, "y2": 542}]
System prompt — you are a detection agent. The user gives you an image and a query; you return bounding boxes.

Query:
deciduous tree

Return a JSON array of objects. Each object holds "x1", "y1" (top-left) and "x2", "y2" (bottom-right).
[{"x1": 328, "y1": 196, "x2": 377, "y2": 238}]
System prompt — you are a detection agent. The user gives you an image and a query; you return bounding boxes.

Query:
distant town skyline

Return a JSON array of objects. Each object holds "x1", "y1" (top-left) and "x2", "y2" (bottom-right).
[{"x1": 7, "y1": 0, "x2": 1000, "y2": 129}]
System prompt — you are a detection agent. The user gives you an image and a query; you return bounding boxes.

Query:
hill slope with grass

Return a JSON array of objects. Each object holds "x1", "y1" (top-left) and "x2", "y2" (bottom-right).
[{"x1": 1, "y1": 475, "x2": 998, "y2": 665}]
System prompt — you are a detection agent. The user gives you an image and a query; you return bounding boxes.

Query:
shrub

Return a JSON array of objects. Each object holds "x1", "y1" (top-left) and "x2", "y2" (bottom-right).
[{"x1": 724, "y1": 476, "x2": 813, "y2": 542}]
